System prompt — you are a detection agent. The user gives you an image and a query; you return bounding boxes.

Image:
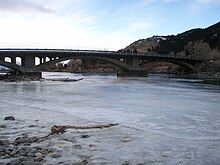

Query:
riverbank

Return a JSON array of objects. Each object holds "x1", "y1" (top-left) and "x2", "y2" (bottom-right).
[
  {"x1": 172, "y1": 72, "x2": 220, "y2": 85},
  {"x1": 0, "y1": 72, "x2": 42, "y2": 82}
]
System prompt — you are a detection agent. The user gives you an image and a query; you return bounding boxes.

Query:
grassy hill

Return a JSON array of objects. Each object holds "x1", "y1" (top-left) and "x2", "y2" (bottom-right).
[{"x1": 123, "y1": 22, "x2": 220, "y2": 59}]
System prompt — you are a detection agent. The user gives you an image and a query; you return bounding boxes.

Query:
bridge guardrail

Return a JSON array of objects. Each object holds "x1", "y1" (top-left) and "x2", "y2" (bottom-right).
[{"x1": 0, "y1": 48, "x2": 206, "y2": 61}]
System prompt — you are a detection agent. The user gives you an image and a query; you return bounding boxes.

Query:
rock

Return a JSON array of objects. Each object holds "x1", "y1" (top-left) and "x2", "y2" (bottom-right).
[
  {"x1": 34, "y1": 156, "x2": 44, "y2": 162},
  {"x1": 27, "y1": 152, "x2": 35, "y2": 157},
  {"x1": 4, "y1": 116, "x2": 15, "y2": 121},
  {"x1": 71, "y1": 160, "x2": 86, "y2": 165},
  {"x1": 122, "y1": 161, "x2": 131, "y2": 165},
  {"x1": 89, "y1": 144, "x2": 96, "y2": 147},
  {"x1": 0, "y1": 147, "x2": 5, "y2": 152},
  {"x1": 61, "y1": 138, "x2": 77, "y2": 143},
  {"x1": 0, "y1": 125, "x2": 6, "y2": 128},
  {"x1": 35, "y1": 152, "x2": 44, "y2": 158},
  {"x1": 39, "y1": 149, "x2": 48, "y2": 155},
  {"x1": 19, "y1": 149, "x2": 27, "y2": 156},
  {"x1": 22, "y1": 160, "x2": 35, "y2": 165},
  {"x1": 81, "y1": 159, "x2": 89, "y2": 164},
  {"x1": 29, "y1": 136, "x2": 38, "y2": 142},
  {"x1": 73, "y1": 144, "x2": 82, "y2": 149},
  {"x1": 0, "y1": 139, "x2": 10, "y2": 146},
  {"x1": 8, "y1": 158, "x2": 22, "y2": 165},
  {"x1": 121, "y1": 136, "x2": 131, "y2": 143},
  {"x1": 50, "y1": 153, "x2": 62, "y2": 158},
  {"x1": 47, "y1": 147, "x2": 56, "y2": 153},
  {"x1": 3, "y1": 140, "x2": 10, "y2": 146},
  {"x1": 81, "y1": 134, "x2": 90, "y2": 138},
  {"x1": 14, "y1": 136, "x2": 33, "y2": 144},
  {"x1": 9, "y1": 149, "x2": 19, "y2": 156},
  {"x1": 3, "y1": 154, "x2": 10, "y2": 159},
  {"x1": 34, "y1": 146, "x2": 43, "y2": 150},
  {"x1": 29, "y1": 125, "x2": 38, "y2": 128}
]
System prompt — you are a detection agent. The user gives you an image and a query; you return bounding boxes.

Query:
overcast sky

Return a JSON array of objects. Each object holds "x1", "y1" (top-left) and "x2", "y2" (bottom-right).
[{"x1": 0, "y1": 0, "x2": 219, "y2": 50}]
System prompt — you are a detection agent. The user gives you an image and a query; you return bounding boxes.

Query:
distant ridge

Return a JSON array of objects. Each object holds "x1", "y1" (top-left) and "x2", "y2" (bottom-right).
[{"x1": 123, "y1": 21, "x2": 220, "y2": 59}]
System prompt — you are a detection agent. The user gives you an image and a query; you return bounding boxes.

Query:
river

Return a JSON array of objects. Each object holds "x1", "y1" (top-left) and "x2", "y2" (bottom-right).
[{"x1": 0, "y1": 72, "x2": 220, "y2": 164}]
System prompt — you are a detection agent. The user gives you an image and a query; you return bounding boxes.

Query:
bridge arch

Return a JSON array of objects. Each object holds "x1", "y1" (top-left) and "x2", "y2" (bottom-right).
[
  {"x1": 34, "y1": 56, "x2": 132, "y2": 71},
  {"x1": 140, "y1": 59, "x2": 195, "y2": 71}
]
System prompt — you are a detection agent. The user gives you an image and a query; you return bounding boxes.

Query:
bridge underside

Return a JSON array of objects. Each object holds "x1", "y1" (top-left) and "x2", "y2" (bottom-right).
[
  {"x1": 140, "y1": 60, "x2": 196, "y2": 71},
  {"x1": 0, "y1": 59, "x2": 25, "y2": 72},
  {"x1": 34, "y1": 56, "x2": 133, "y2": 72}
]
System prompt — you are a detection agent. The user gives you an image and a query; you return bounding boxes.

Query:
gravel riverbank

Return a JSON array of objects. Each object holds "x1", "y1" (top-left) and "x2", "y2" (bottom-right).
[{"x1": 0, "y1": 116, "x2": 122, "y2": 165}]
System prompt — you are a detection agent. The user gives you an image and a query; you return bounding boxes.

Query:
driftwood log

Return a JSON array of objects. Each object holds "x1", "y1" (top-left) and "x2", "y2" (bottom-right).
[
  {"x1": 13, "y1": 123, "x2": 119, "y2": 144},
  {"x1": 50, "y1": 123, "x2": 119, "y2": 134}
]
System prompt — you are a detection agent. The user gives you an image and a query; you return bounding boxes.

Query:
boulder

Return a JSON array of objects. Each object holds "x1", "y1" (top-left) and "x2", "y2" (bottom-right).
[{"x1": 4, "y1": 116, "x2": 15, "y2": 121}]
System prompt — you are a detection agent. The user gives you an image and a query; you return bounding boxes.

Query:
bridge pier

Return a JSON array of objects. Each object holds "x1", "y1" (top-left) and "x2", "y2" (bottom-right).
[
  {"x1": 118, "y1": 57, "x2": 147, "y2": 76},
  {"x1": 193, "y1": 62, "x2": 206, "y2": 72},
  {"x1": 19, "y1": 56, "x2": 42, "y2": 79},
  {"x1": 125, "y1": 57, "x2": 139, "y2": 70},
  {"x1": 11, "y1": 57, "x2": 16, "y2": 65},
  {"x1": 23, "y1": 55, "x2": 35, "y2": 71}
]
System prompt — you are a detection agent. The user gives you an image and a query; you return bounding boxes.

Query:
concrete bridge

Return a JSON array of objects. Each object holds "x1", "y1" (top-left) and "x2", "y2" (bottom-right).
[{"x1": 0, "y1": 48, "x2": 207, "y2": 76}]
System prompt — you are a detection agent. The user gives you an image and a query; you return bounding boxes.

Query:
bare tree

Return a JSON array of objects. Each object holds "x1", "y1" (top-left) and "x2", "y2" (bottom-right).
[{"x1": 185, "y1": 41, "x2": 212, "y2": 58}]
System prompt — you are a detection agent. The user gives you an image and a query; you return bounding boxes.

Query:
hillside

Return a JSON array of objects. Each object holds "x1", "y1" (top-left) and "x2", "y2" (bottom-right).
[{"x1": 124, "y1": 22, "x2": 220, "y2": 59}]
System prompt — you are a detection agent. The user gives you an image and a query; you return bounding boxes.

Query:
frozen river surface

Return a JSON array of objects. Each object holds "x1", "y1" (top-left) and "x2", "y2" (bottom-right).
[{"x1": 1, "y1": 72, "x2": 220, "y2": 164}]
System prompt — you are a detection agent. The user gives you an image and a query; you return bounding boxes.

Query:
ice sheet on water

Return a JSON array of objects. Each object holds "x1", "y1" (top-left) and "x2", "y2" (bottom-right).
[{"x1": 1, "y1": 72, "x2": 220, "y2": 164}]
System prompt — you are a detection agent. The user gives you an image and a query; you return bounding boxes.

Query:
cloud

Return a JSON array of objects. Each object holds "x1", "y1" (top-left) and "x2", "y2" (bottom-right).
[
  {"x1": 0, "y1": 0, "x2": 54, "y2": 14},
  {"x1": 0, "y1": 13, "x2": 134, "y2": 50}
]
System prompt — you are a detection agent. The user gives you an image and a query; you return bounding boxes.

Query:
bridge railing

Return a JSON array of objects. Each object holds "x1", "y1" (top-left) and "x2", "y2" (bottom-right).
[
  {"x1": 0, "y1": 48, "x2": 206, "y2": 61},
  {"x1": 0, "y1": 48, "x2": 117, "y2": 54}
]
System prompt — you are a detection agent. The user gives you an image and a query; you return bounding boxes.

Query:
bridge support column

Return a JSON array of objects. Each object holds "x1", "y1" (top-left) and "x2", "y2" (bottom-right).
[
  {"x1": 23, "y1": 56, "x2": 35, "y2": 72},
  {"x1": 132, "y1": 57, "x2": 139, "y2": 70},
  {"x1": 125, "y1": 57, "x2": 132, "y2": 66},
  {"x1": 194, "y1": 62, "x2": 206, "y2": 72},
  {"x1": 125, "y1": 57, "x2": 139, "y2": 69},
  {"x1": 41, "y1": 57, "x2": 46, "y2": 64},
  {"x1": 119, "y1": 57, "x2": 147, "y2": 76},
  {"x1": 11, "y1": 57, "x2": 16, "y2": 65}
]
